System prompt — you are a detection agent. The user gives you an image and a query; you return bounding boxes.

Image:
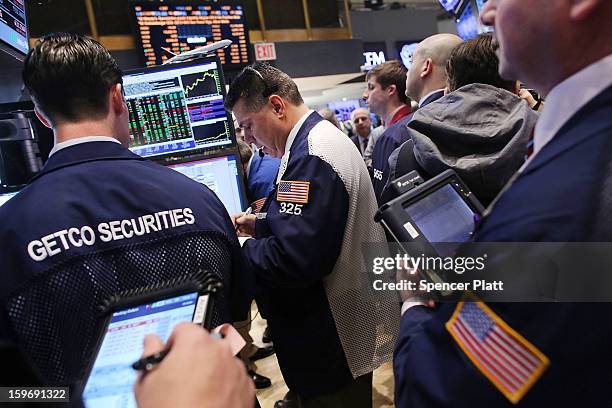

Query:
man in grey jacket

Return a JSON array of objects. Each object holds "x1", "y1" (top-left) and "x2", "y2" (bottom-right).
[{"x1": 384, "y1": 33, "x2": 538, "y2": 206}]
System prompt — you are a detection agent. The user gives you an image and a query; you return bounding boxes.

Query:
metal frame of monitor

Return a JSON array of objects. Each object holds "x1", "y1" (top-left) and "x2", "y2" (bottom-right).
[
  {"x1": 127, "y1": 0, "x2": 252, "y2": 71},
  {"x1": 122, "y1": 55, "x2": 239, "y2": 163}
]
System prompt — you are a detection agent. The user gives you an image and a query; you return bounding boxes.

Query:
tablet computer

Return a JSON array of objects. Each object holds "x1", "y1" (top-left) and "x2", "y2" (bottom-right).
[
  {"x1": 80, "y1": 277, "x2": 215, "y2": 408},
  {"x1": 376, "y1": 169, "x2": 484, "y2": 255}
]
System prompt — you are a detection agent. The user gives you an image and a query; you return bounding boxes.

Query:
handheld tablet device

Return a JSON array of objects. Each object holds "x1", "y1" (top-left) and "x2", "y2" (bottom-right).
[
  {"x1": 375, "y1": 170, "x2": 484, "y2": 296},
  {"x1": 81, "y1": 273, "x2": 221, "y2": 408},
  {"x1": 375, "y1": 169, "x2": 484, "y2": 254}
]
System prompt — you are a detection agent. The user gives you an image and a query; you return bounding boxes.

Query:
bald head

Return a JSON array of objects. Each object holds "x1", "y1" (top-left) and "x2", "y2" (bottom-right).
[
  {"x1": 351, "y1": 107, "x2": 372, "y2": 138},
  {"x1": 405, "y1": 34, "x2": 463, "y2": 102}
]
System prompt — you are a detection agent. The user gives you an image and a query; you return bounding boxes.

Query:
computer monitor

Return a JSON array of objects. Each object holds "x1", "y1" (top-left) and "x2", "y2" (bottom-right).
[
  {"x1": 396, "y1": 40, "x2": 422, "y2": 70},
  {"x1": 328, "y1": 99, "x2": 360, "y2": 123},
  {"x1": 456, "y1": 2, "x2": 480, "y2": 40},
  {"x1": 123, "y1": 57, "x2": 235, "y2": 159},
  {"x1": 166, "y1": 153, "x2": 246, "y2": 214},
  {"x1": 130, "y1": 1, "x2": 250, "y2": 69},
  {"x1": 375, "y1": 169, "x2": 484, "y2": 256},
  {"x1": 0, "y1": 0, "x2": 28, "y2": 58}
]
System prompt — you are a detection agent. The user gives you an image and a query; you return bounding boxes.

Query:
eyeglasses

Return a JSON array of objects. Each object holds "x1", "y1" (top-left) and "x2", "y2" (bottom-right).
[{"x1": 244, "y1": 66, "x2": 279, "y2": 97}]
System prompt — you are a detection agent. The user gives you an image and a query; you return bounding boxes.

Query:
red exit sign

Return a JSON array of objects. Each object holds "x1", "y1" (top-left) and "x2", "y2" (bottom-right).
[{"x1": 254, "y1": 42, "x2": 277, "y2": 61}]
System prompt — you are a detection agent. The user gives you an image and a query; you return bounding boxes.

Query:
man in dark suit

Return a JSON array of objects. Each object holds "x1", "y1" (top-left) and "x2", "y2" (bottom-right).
[
  {"x1": 394, "y1": 1, "x2": 612, "y2": 406},
  {"x1": 350, "y1": 107, "x2": 374, "y2": 157}
]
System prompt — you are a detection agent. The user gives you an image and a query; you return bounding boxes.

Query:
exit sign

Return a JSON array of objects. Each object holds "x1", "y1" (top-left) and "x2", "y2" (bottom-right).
[{"x1": 254, "y1": 43, "x2": 277, "y2": 61}]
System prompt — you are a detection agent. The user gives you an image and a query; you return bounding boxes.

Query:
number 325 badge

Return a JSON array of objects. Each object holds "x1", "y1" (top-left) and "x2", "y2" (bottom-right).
[{"x1": 277, "y1": 180, "x2": 309, "y2": 216}]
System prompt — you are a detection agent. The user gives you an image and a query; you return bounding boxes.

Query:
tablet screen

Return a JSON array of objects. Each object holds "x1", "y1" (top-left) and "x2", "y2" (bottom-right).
[
  {"x1": 82, "y1": 292, "x2": 200, "y2": 408},
  {"x1": 403, "y1": 184, "x2": 476, "y2": 244}
]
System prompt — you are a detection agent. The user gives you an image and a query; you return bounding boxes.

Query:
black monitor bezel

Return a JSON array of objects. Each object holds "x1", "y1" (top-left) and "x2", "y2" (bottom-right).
[
  {"x1": 122, "y1": 55, "x2": 238, "y2": 161},
  {"x1": 127, "y1": 0, "x2": 252, "y2": 71}
]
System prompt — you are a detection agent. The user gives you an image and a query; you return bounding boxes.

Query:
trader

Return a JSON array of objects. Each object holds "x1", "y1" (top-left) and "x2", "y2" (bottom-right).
[
  {"x1": 363, "y1": 60, "x2": 412, "y2": 204},
  {"x1": 227, "y1": 63, "x2": 394, "y2": 407},
  {"x1": 394, "y1": 1, "x2": 612, "y2": 407},
  {"x1": 0, "y1": 33, "x2": 251, "y2": 384}
]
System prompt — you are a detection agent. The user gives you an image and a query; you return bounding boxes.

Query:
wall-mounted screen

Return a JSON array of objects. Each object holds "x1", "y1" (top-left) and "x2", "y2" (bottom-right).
[{"x1": 130, "y1": 1, "x2": 250, "y2": 69}]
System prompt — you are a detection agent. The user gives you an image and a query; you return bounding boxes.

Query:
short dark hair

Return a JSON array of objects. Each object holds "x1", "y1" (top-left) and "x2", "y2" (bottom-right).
[
  {"x1": 22, "y1": 32, "x2": 123, "y2": 125},
  {"x1": 446, "y1": 33, "x2": 516, "y2": 92},
  {"x1": 225, "y1": 62, "x2": 303, "y2": 112},
  {"x1": 366, "y1": 60, "x2": 409, "y2": 104}
]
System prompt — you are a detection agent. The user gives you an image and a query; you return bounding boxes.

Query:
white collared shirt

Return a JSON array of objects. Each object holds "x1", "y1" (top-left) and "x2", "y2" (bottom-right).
[
  {"x1": 276, "y1": 109, "x2": 313, "y2": 184},
  {"x1": 529, "y1": 54, "x2": 612, "y2": 163},
  {"x1": 418, "y1": 88, "x2": 445, "y2": 107},
  {"x1": 49, "y1": 136, "x2": 121, "y2": 157}
]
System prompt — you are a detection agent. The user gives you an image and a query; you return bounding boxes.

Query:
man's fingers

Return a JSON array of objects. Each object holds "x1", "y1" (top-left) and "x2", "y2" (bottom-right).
[{"x1": 142, "y1": 334, "x2": 165, "y2": 357}]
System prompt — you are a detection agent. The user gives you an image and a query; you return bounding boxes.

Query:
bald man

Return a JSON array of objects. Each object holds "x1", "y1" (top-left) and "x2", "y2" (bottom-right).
[{"x1": 405, "y1": 33, "x2": 462, "y2": 108}]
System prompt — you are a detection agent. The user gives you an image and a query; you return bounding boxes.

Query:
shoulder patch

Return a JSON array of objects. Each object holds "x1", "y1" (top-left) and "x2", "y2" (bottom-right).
[
  {"x1": 446, "y1": 297, "x2": 549, "y2": 404},
  {"x1": 276, "y1": 180, "x2": 310, "y2": 204},
  {"x1": 251, "y1": 197, "x2": 267, "y2": 213}
]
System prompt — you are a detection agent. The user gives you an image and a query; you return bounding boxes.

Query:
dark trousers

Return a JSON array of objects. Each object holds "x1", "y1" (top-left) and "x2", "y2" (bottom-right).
[{"x1": 297, "y1": 372, "x2": 373, "y2": 408}]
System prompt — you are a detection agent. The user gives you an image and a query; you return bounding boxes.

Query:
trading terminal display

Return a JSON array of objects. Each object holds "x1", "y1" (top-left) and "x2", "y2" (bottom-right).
[
  {"x1": 0, "y1": 0, "x2": 28, "y2": 54},
  {"x1": 131, "y1": 2, "x2": 249, "y2": 68},
  {"x1": 123, "y1": 59, "x2": 234, "y2": 158},
  {"x1": 167, "y1": 154, "x2": 245, "y2": 214}
]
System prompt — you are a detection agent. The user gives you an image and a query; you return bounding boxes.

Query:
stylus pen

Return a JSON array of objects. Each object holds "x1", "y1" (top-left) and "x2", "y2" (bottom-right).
[
  {"x1": 235, "y1": 206, "x2": 253, "y2": 232},
  {"x1": 132, "y1": 333, "x2": 223, "y2": 372}
]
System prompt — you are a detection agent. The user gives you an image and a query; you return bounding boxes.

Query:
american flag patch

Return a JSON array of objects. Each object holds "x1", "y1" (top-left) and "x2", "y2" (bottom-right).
[
  {"x1": 251, "y1": 197, "x2": 267, "y2": 213},
  {"x1": 446, "y1": 299, "x2": 549, "y2": 404},
  {"x1": 276, "y1": 180, "x2": 310, "y2": 204}
]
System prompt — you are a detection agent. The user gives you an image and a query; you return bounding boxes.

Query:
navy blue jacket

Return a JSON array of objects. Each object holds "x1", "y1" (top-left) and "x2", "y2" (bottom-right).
[
  {"x1": 246, "y1": 152, "x2": 280, "y2": 206},
  {"x1": 371, "y1": 113, "x2": 413, "y2": 205},
  {"x1": 0, "y1": 142, "x2": 251, "y2": 338},
  {"x1": 242, "y1": 113, "x2": 354, "y2": 397},
  {"x1": 394, "y1": 85, "x2": 612, "y2": 407}
]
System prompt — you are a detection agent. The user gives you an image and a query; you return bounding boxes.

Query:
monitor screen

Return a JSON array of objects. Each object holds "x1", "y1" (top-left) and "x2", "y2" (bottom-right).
[
  {"x1": 403, "y1": 183, "x2": 476, "y2": 245},
  {"x1": 123, "y1": 59, "x2": 234, "y2": 158},
  {"x1": 131, "y1": 1, "x2": 249, "y2": 69},
  {"x1": 438, "y1": 0, "x2": 461, "y2": 12},
  {"x1": 82, "y1": 292, "x2": 199, "y2": 408},
  {"x1": 0, "y1": 191, "x2": 19, "y2": 207},
  {"x1": 396, "y1": 40, "x2": 421, "y2": 70},
  {"x1": 0, "y1": 0, "x2": 28, "y2": 55},
  {"x1": 167, "y1": 154, "x2": 245, "y2": 214},
  {"x1": 456, "y1": 2, "x2": 479, "y2": 40},
  {"x1": 328, "y1": 99, "x2": 360, "y2": 123}
]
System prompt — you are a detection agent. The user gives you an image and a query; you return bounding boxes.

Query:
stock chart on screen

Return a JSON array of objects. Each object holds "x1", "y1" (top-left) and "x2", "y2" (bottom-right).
[{"x1": 123, "y1": 59, "x2": 234, "y2": 158}]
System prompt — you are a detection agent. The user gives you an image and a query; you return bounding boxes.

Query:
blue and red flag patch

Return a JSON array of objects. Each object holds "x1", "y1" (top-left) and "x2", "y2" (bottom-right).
[
  {"x1": 276, "y1": 180, "x2": 310, "y2": 204},
  {"x1": 446, "y1": 298, "x2": 549, "y2": 404}
]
